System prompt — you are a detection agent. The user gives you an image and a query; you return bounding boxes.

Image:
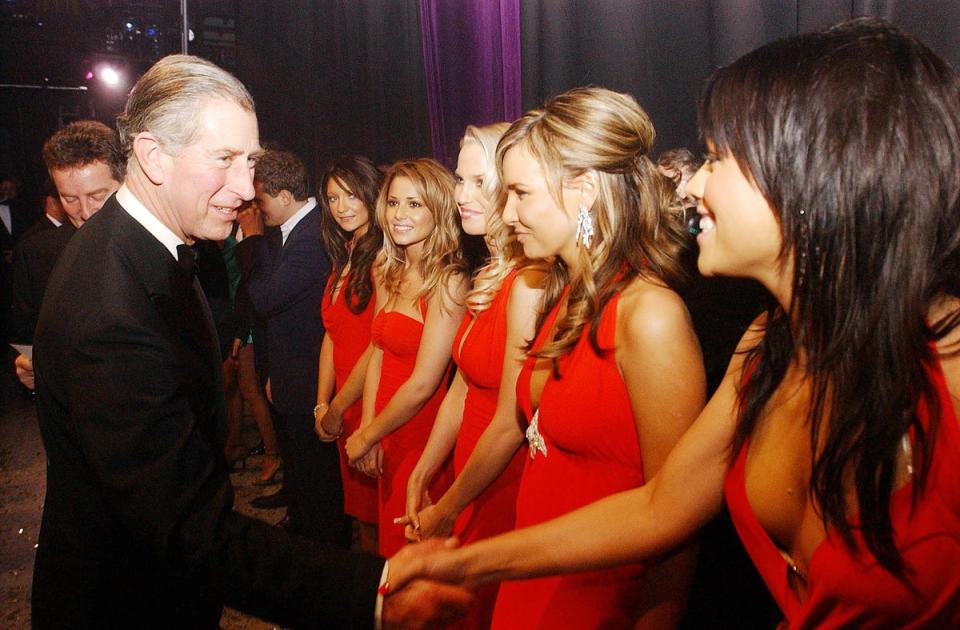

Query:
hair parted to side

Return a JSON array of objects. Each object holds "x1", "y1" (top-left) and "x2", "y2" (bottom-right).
[
  {"x1": 116, "y1": 54, "x2": 254, "y2": 164},
  {"x1": 496, "y1": 86, "x2": 689, "y2": 360},
  {"x1": 42, "y1": 120, "x2": 125, "y2": 183},
  {"x1": 375, "y1": 158, "x2": 468, "y2": 310},
  {"x1": 460, "y1": 123, "x2": 543, "y2": 314},
  {"x1": 253, "y1": 148, "x2": 310, "y2": 200},
  {"x1": 319, "y1": 155, "x2": 385, "y2": 314},
  {"x1": 704, "y1": 17, "x2": 960, "y2": 578}
]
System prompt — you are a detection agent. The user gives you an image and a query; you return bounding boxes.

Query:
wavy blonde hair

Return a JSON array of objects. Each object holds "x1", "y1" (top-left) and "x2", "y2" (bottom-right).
[
  {"x1": 496, "y1": 87, "x2": 689, "y2": 360},
  {"x1": 376, "y1": 159, "x2": 468, "y2": 310},
  {"x1": 459, "y1": 123, "x2": 541, "y2": 313}
]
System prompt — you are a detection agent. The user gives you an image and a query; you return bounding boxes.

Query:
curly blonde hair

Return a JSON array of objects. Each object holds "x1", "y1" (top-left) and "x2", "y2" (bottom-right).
[
  {"x1": 376, "y1": 159, "x2": 468, "y2": 310},
  {"x1": 496, "y1": 87, "x2": 689, "y2": 360}
]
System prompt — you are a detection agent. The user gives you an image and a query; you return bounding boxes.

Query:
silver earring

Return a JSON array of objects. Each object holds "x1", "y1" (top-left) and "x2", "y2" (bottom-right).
[{"x1": 575, "y1": 202, "x2": 594, "y2": 248}]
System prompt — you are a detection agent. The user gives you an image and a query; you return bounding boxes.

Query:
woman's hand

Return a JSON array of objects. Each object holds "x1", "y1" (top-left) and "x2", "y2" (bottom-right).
[
  {"x1": 401, "y1": 481, "x2": 433, "y2": 541},
  {"x1": 354, "y1": 440, "x2": 383, "y2": 478},
  {"x1": 345, "y1": 426, "x2": 372, "y2": 464},
  {"x1": 314, "y1": 401, "x2": 343, "y2": 442},
  {"x1": 414, "y1": 503, "x2": 456, "y2": 541}
]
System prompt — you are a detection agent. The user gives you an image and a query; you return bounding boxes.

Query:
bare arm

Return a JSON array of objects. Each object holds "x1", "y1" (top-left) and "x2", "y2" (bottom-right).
[
  {"x1": 313, "y1": 332, "x2": 337, "y2": 439},
  {"x1": 414, "y1": 268, "x2": 546, "y2": 538},
  {"x1": 319, "y1": 343, "x2": 373, "y2": 440},
  {"x1": 406, "y1": 317, "x2": 767, "y2": 589},
  {"x1": 404, "y1": 369, "x2": 469, "y2": 529},
  {"x1": 347, "y1": 274, "x2": 468, "y2": 462},
  {"x1": 616, "y1": 281, "x2": 705, "y2": 629}
]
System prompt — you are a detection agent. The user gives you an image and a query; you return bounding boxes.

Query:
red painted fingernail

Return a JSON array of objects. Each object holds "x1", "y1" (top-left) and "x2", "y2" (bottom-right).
[{"x1": 378, "y1": 581, "x2": 391, "y2": 596}]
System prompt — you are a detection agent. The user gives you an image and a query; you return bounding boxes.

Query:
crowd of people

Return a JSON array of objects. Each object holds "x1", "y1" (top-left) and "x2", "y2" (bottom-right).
[{"x1": 5, "y1": 16, "x2": 958, "y2": 630}]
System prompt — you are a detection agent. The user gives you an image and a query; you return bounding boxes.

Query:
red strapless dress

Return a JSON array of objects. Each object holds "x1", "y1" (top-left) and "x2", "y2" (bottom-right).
[
  {"x1": 371, "y1": 299, "x2": 453, "y2": 557},
  {"x1": 451, "y1": 269, "x2": 526, "y2": 629},
  {"x1": 724, "y1": 354, "x2": 960, "y2": 629},
  {"x1": 321, "y1": 273, "x2": 378, "y2": 523},
  {"x1": 491, "y1": 290, "x2": 646, "y2": 629}
]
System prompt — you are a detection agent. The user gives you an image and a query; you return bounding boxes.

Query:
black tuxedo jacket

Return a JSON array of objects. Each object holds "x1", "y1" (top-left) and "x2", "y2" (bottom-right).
[
  {"x1": 246, "y1": 204, "x2": 330, "y2": 416},
  {"x1": 32, "y1": 196, "x2": 382, "y2": 629},
  {"x1": 10, "y1": 221, "x2": 76, "y2": 343}
]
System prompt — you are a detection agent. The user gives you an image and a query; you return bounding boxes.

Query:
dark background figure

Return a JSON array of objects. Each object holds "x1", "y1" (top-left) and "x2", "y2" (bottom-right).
[{"x1": 247, "y1": 148, "x2": 350, "y2": 547}]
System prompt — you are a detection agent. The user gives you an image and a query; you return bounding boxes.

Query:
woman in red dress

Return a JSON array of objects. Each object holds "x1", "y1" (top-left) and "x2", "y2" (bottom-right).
[
  {"x1": 313, "y1": 155, "x2": 383, "y2": 554},
  {"x1": 402, "y1": 124, "x2": 547, "y2": 628},
  {"x1": 344, "y1": 159, "x2": 469, "y2": 557},
  {"x1": 413, "y1": 18, "x2": 960, "y2": 629}
]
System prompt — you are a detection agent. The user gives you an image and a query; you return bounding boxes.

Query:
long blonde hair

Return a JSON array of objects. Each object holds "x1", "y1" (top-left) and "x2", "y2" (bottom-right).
[
  {"x1": 459, "y1": 123, "x2": 541, "y2": 313},
  {"x1": 496, "y1": 87, "x2": 688, "y2": 360},
  {"x1": 376, "y1": 159, "x2": 468, "y2": 310}
]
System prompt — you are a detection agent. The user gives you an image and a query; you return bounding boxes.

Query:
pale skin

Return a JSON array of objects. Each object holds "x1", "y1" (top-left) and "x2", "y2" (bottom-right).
[
  {"x1": 345, "y1": 178, "x2": 468, "y2": 479},
  {"x1": 402, "y1": 144, "x2": 705, "y2": 627},
  {"x1": 394, "y1": 147, "x2": 960, "y2": 613}
]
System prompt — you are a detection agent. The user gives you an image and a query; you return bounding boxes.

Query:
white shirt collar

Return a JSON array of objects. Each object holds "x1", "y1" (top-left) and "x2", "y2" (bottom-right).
[
  {"x1": 46, "y1": 214, "x2": 63, "y2": 228},
  {"x1": 0, "y1": 203, "x2": 11, "y2": 234},
  {"x1": 116, "y1": 184, "x2": 185, "y2": 260},
  {"x1": 280, "y1": 197, "x2": 317, "y2": 246}
]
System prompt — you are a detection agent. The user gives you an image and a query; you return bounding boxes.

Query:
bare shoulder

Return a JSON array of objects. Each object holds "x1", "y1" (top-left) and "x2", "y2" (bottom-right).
[
  {"x1": 616, "y1": 277, "x2": 695, "y2": 351},
  {"x1": 508, "y1": 265, "x2": 548, "y2": 304}
]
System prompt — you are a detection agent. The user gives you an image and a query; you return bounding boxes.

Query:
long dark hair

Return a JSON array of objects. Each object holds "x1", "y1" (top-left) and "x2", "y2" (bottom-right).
[
  {"x1": 703, "y1": 18, "x2": 960, "y2": 576},
  {"x1": 319, "y1": 155, "x2": 384, "y2": 314}
]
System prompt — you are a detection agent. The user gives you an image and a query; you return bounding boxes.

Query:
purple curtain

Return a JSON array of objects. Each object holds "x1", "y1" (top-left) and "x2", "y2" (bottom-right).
[{"x1": 419, "y1": 0, "x2": 522, "y2": 168}]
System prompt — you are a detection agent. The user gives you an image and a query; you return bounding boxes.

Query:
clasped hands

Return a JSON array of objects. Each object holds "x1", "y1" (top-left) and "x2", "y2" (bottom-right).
[{"x1": 344, "y1": 424, "x2": 383, "y2": 478}]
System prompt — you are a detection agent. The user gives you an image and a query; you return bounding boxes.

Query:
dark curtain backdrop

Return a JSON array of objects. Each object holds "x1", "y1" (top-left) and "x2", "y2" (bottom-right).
[
  {"x1": 236, "y1": 0, "x2": 431, "y2": 182},
  {"x1": 521, "y1": 0, "x2": 960, "y2": 157},
  {"x1": 419, "y1": 0, "x2": 522, "y2": 169}
]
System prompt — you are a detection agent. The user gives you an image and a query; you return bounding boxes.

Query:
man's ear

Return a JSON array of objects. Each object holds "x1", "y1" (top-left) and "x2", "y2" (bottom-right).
[
  {"x1": 133, "y1": 132, "x2": 166, "y2": 185},
  {"x1": 278, "y1": 189, "x2": 294, "y2": 207}
]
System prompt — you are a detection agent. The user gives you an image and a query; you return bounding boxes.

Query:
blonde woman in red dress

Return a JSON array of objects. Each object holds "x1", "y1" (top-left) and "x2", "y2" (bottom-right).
[
  {"x1": 402, "y1": 123, "x2": 547, "y2": 628},
  {"x1": 345, "y1": 159, "x2": 469, "y2": 557}
]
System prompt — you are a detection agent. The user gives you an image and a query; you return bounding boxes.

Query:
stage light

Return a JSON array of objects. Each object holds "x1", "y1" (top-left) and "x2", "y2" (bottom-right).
[
  {"x1": 98, "y1": 65, "x2": 122, "y2": 88},
  {"x1": 145, "y1": 25, "x2": 158, "y2": 38},
  {"x1": 85, "y1": 70, "x2": 94, "y2": 80}
]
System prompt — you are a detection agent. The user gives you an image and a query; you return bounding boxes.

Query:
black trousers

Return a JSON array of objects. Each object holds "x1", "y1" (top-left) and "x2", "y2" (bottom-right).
[{"x1": 274, "y1": 412, "x2": 351, "y2": 548}]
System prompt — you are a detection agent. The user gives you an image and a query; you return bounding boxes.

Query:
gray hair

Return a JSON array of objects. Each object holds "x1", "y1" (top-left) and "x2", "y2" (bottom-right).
[{"x1": 116, "y1": 54, "x2": 255, "y2": 161}]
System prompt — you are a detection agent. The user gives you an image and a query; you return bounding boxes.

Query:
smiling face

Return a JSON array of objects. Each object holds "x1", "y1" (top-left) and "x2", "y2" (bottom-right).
[
  {"x1": 326, "y1": 176, "x2": 370, "y2": 237},
  {"x1": 384, "y1": 175, "x2": 435, "y2": 252},
  {"x1": 500, "y1": 143, "x2": 579, "y2": 264},
  {"x1": 157, "y1": 98, "x2": 259, "y2": 242},
  {"x1": 454, "y1": 142, "x2": 490, "y2": 236},
  {"x1": 50, "y1": 161, "x2": 120, "y2": 228},
  {"x1": 686, "y1": 143, "x2": 788, "y2": 292}
]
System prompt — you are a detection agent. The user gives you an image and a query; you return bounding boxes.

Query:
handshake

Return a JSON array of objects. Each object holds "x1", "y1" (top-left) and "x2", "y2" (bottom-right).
[{"x1": 381, "y1": 537, "x2": 476, "y2": 630}]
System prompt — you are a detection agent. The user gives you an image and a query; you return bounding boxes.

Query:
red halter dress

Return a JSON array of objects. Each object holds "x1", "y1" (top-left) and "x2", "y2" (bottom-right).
[
  {"x1": 491, "y1": 290, "x2": 647, "y2": 629},
  {"x1": 450, "y1": 269, "x2": 526, "y2": 628},
  {"x1": 724, "y1": 354, "x2": 960, "y2": 628},
  {"x1": 321, "y1": 273, "x2": 378, "y2": 523}
]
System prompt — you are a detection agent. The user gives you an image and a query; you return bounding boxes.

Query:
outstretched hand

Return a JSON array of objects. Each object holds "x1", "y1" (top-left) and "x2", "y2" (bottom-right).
[{"x1": 382, "y1": 537, "x2": 473, "y2": 628}]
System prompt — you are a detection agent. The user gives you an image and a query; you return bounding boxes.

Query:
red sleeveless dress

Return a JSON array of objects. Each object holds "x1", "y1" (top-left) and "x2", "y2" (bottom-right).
[
  {"x1": 724, "y1": 354, "x2": 960, "y2": 628},
  {"x1": 371, "y1": 298, "x2": 453, "y2": 557},
  {"x1": 451, "y1": 269, "x2": 526, "y2": 629},
  {"x1": 321, "y1": 273, "x2": 378, "y2": 523},
  {"x1": 492, "y1": 290, "x2": 646, "y2": 629}
]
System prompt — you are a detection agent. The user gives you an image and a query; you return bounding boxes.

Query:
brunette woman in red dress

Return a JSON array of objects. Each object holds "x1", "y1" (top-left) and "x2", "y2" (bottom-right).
[
  {"x1": 409, "y1": 19, "x2": 960, "y2": 629},
  {"x1": 401, "y1": 124, "x2": 547, "y2": 628},
  {"x1": 344, "y1": 159, "x2": 469, "y2": 557},
  {"x1": 313, "y1": 155, "x2": 383, "y2": 554}
]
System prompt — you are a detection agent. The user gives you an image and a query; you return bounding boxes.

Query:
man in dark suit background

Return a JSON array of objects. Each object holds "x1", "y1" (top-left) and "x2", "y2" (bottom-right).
[
  {"x1": 11, "y1": 121, "x2": 124, "y2": 388},
  {"x1": 246, "y1": 148, "x2": 350, "y2": 546},
  {"x1": 31, "y1": 53, "x2": 469, "y2": 629}
]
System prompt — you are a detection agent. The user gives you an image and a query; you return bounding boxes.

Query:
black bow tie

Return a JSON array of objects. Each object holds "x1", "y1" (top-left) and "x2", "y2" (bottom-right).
[{"x1": 176, "y1": 243, "x2": 198, "y2": 280}]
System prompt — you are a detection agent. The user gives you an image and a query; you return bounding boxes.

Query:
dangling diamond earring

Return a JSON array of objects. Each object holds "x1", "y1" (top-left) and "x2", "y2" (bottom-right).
[{"x1": 575, "y1": 202, "x2": 594, "y2": 248}]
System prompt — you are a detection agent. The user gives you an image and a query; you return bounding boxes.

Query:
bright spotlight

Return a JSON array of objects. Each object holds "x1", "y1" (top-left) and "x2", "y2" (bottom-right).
[{"x1": 98, "y1": 66, "x2": 121, "y2": 88}]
